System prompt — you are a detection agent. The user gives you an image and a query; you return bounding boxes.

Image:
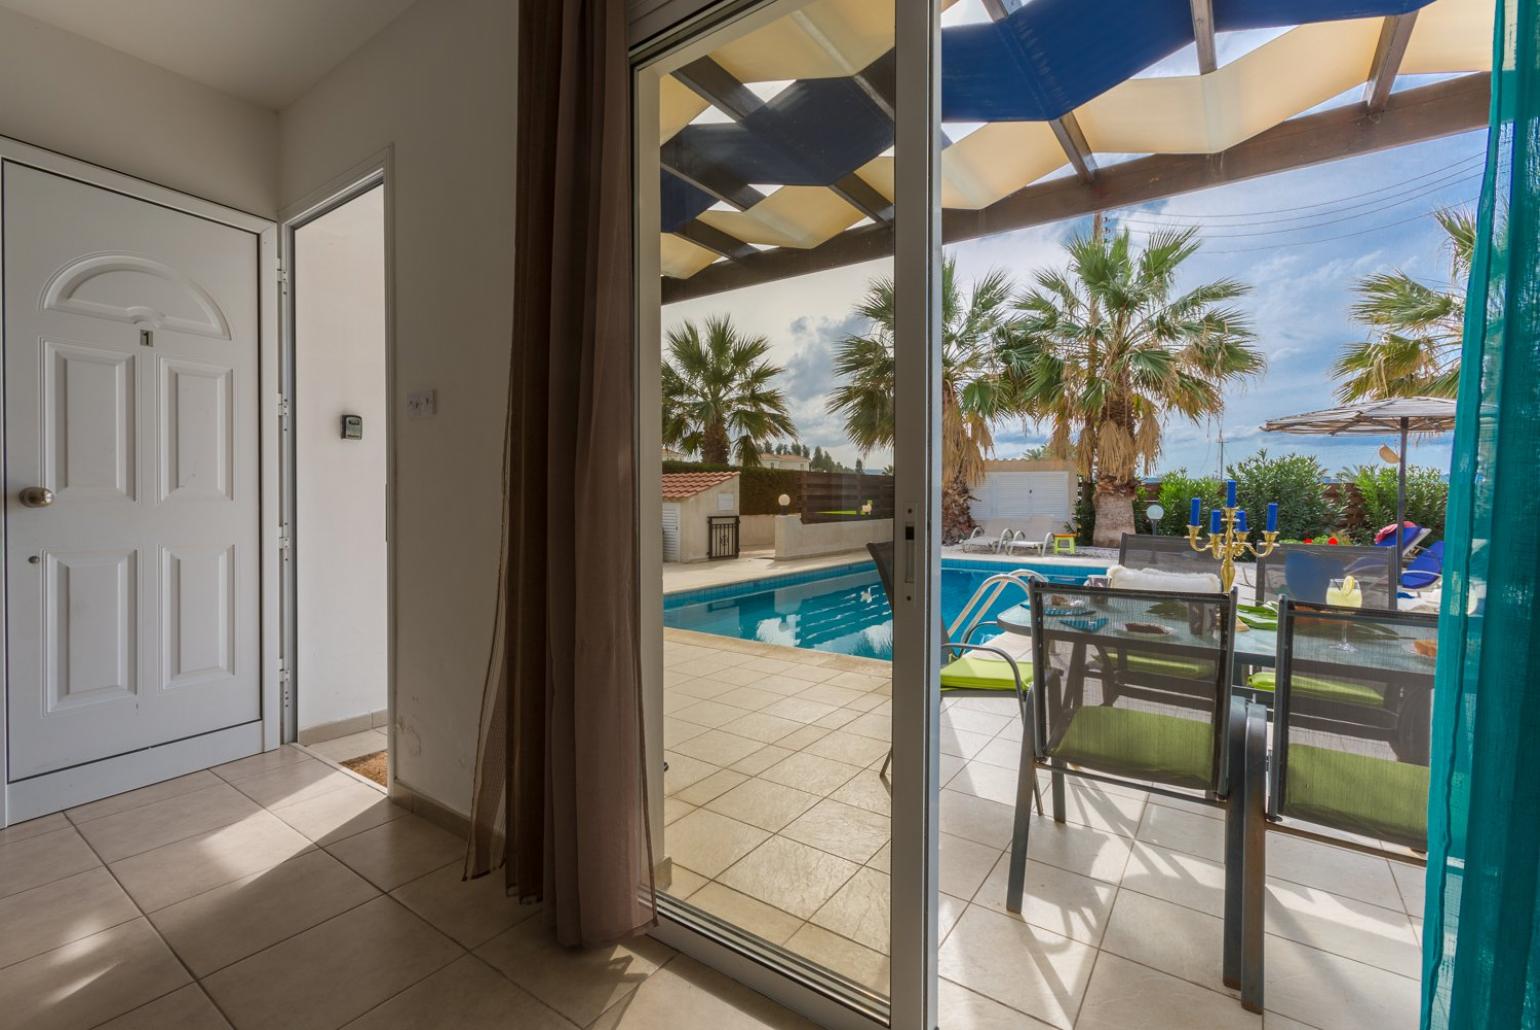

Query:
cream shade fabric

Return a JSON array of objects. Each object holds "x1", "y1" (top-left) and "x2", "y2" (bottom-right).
[{"x1": 698, "y1": 186, "x2": 863, "y2": 248}]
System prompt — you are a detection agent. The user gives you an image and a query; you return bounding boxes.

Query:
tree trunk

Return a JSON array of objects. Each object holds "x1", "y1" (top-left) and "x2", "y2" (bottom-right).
[
  {"x1": 941, "y1": 474, "x2": 977, "y2": 545},
  {"x1": 701, "y1": 420, "x2": 730, "y2": 466},
  {"x1": 1091, "y1": 478, "x2": 1137, "y2": 549}
]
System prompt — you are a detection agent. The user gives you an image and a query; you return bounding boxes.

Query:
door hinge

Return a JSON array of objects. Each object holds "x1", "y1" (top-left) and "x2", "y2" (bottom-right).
[
  {"x1": 278, "y1": 396, "x2": 291, "y2": 419},
  {"x1": 276, "y1": 260, "x2": 289, "y2": 296},
  {"x1": 278, "y1": 524, "x2": 292, "y2": 551}
]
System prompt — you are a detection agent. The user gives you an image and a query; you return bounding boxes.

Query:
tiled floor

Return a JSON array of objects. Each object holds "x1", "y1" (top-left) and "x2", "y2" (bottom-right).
[
  {"x1": 304, "y1": 728, "x2": 390, "y2": 767},
  {"x1": 0, "y1": 746, "x2": 813, "y2": 1030},
  {"x1": 660, "y1": 625, "x2": 1425, "y2": 1030}
]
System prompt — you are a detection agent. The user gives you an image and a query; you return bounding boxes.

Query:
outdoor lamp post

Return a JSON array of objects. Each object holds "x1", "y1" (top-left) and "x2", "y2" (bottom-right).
[
  {"x1": 1186, "y1": 481, "x2": 1281, "y2": 592},
  {"x1": 778, "y1": 493, "x2": 791, "y2": 514}
]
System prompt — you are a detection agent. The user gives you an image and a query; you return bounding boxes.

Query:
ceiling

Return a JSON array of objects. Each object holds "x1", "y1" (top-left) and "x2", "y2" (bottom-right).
[{"x1": 0, "y1": 0, "x2": 417, "y2": 109}]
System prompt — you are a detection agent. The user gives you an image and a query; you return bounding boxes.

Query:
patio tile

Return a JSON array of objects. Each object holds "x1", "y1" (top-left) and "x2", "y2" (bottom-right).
[
  {"x1": 1390, "y1": 858, "x2": 1426, "y2": 918},
  {"x1": 211, "y1": 745, "x2": 312, "y2": 784},
  {"x1": 110, "y1": 810, "x2": 314, "y2": 912},
  {"x1": 664, "y1": 865, "x2": 709, "y2": 900},
  {"x1": 803, "y1": 729, "x2": 891, "y2": 767},
  {"x1": 663, "y1": 798, "x2": 695, "y2": 825},
  {"x1": 938, "y1": 977, "x2": 1058, "y2": 1030},
  {"x1": 66, "y1": 770, "x2": 223, "y2": 825},
  {"x1": 666, "y1": 809, "x2": 770, "y2": 878},
  {"x1": 720, "y1": 711, "x2": 804, "y2": 744},
  {"x1": 671, "y1": 769, "x2": 749, "y2": 806},
  {"x1": 719, "y1": 836, "x2": 860, "y2": 919},
  {"x1": 1136, "y1": 801, "x2": 1226, "y2": 863},
  {"x1": 269, "y1": 780, "x2": 407, "y2": 845},
  {"x1": 783, "y1": 924, "x2": 888, "y2": 994},
  {"x1": 1100, "y1": 890, "x2": 1232, "y2": 995},
  {"x1": 706, "y1": 778, "x2": 821, "y2": 833},
  {"x1": 704, "y1": 664, "x2": 773, "y2": 687},
  {"x1": 590, "y1": 953, "x2": 817, "y2": 1030},
  {"x1": 345, "y1": 954, "x2": 574, "y2": 1030},
  {"x1": 1052, "y1": 781, "x2": 1146, "y2": 837},
  {"x1": 663, "y1": 718, "x2": 709, "y2": 749},
  {"x1": 793, "y1": 682, "x2": 867, "y2": 707},
  {"x1": 777, "y1": 724, "x2": 833, "y2": 750},
  {"x1": 717, "y1": 686, "x2": 785, "y2": 712},
  {"x1": 1265, "y1": 834, "x2": 1402, "y2": 911},
  {"x1": 938, "y1": 905, "x2": 1098, "y2": 1030},
  {"x1": 663, "y1": 752, "x2": 719, "y2": 794},
  {"x1": 1119, "y1": 841, "x2": 1226, "y2": 917},
  {"x1": 973, "y1": 854, "x2": 1117, "y2": 946},
  {"x1": 0, "y1": 918, "x2": 190, "y2": 1030},
  {"x1": 842, "y1": 712, "x2": 892, "y2": 741},
  {"x1": 814, "y1": 707, "x2": 862, "y2": 729},
  {"x1": 939, "y1": 789, "x2": 1015, "y2": 849},
  {"x1": 867, "y1": 842, "x2": 891, "y2": 872},
  {"x1": 96, "y1": 984, "x2": 230, "y2": 1029},
  {"x1": 0, "y1": 825, "x2": 101, "y2": 899},
  {"x1": 1017, "y1": 818, "x2": 1134, "y2": 885},
  {"x1": 732, "y1": 744, "x2": 796, "y2": 775},
  {"x1": 781, "y1": 798, "x2": 891, "y2": 863},
  {"x1": 941, "y1": 707, "x2": 1015, "y2": 736},
  {"x1": 325, "y1": 814, "x2": 465, "y2": 891},
  {"x1": 203, "y1": 896, "x2": 462, "y2": 1030},
  {"x1": 75, "y1": 781, "x2": 263, "y2": 862},
  {"x1": 753, "y1": 672, "x2": 829, "y2": 695},
  {"x1": 809, "y1": 867, "x2": 890, "y2": 952},
  {"x1": 946, "y1": 760, "x2": 1027, "y2": 806},
  {"x1": 940, "y1": 727, "x2": 996, "y2": 760},
  {"x1": 937, "y1": 832, "x2": 1002, "y2": 901},
  {"x1": 689, "y1": 882, "x2": 805, "y2": 945},
  {"x1": 1076, "y1": 952, "x2": 1259, "y2": 1030},
  {"x1": 0, "y1": 866, "x2": 138, "y2": 970},
  {"x1": 971, "y1": 736, "x2": 1025, "y2": 771},
  {"x1": 1265, "y1": 880, "x2": 1420, "y2": 977},
  {"x1": 1263, "y1": 936, "x2": 1419, "y2": 1030},
  {"x1": 761, "y1": 751, "x2": 864, "y2": 797},
  {"x1": 671, "y1": 699, "x2": 753, "y2": 729},
  {"x1": 150, "y1": 849, "x2": 379, "y2": 977},
  {"x1": 476, "y1": 913, "x2": 672, "y2": 1027},
  {"x1": 671, "y1": 729, "x2": 767, "y2": 768},
  {"x1": 830, "y1": 769, "x2": 892, "y2": 816},
  {"x1": 762, "y1": 696, "x2": 841, "y2": 724}
]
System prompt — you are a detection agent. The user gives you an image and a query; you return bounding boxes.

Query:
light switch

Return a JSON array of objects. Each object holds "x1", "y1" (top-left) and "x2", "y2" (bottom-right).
[{"x1": 406, "y1": 389, "x2": 436, "y2": 417}]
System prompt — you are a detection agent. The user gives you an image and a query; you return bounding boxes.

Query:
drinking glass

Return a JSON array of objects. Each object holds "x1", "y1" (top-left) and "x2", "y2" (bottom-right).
[{"x1": 1325, "y1": 576, "x2": 1363, "y2": 652}]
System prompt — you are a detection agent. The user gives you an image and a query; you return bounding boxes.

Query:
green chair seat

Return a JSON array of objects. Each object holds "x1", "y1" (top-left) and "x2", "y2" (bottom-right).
[
  {"x1": 1246, "y1": 669, "x2": 1385, "y2": 708},
  {"x1": 1125, "y1": 654, "x2": 1214, "y2": 679},
  {"x1": 1052, "y1": 705, "x2": 1213, "y2": 790},
  {"x1": 940, "y1": 653, "x2": 1029, "y2": 692},
  {"x1": 1284, "y1": 744, "x2": 1428, "y2": 848}
]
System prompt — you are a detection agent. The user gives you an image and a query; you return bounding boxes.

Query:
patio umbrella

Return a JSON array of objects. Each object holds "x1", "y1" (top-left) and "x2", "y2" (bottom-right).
[{"x1": 1260, "y1": 397, "x2": 1457, "y2": 590}]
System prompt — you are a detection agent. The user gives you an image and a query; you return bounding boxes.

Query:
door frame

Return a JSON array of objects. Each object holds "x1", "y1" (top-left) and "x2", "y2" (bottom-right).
[
  {"x1": 276, "y1": 149, "x2": 396, "y2": 778},
  {"x1": 0, "y1": 135, "x2": 281, "y2": 827}
]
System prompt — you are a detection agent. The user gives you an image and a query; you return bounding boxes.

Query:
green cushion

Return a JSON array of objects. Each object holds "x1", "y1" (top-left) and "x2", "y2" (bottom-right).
[
  {"x1": 1246, "y1": 670, "x2": 1385, "y2": 708},
  {"x1": 1285, "y1": 744, "x2": 1428, "y2": 848},
  {"x1": 1126, "y1": 654, "x2": 1214, "y2": 680},
  {"x1": 940, "y1": 653, "x2": 1028, "y2": 692},
  {"x1": 1052, "y1": 705, "x2": 1213, "y2": 790}
]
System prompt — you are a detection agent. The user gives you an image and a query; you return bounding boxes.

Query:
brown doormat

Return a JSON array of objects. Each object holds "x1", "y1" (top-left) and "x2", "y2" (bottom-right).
[{"x1": 342, "y1": 750, "x2": 388, "y2": 786}]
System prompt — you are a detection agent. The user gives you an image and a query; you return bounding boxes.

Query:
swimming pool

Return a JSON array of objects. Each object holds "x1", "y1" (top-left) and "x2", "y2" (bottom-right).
[{"x1": 663, "y1": 558, "x2": 1107, "y2": 660}]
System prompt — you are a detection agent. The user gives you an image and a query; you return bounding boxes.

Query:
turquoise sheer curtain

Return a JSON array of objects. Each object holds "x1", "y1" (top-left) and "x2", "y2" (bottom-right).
[{"x1": 1422, "y1": 1, "x2": 1540, "y2": 1026}]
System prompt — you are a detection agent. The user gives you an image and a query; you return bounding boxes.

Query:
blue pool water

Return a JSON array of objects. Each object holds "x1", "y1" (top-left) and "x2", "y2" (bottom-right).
[{"x1": 663, "y1": 558, "x2": 1106, "y2": 661}]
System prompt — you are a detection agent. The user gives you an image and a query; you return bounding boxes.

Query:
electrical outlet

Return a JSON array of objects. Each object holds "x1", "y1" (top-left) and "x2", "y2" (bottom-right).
[{"x1": 406, "y1": 389, "x2": 436, "y2": 417}]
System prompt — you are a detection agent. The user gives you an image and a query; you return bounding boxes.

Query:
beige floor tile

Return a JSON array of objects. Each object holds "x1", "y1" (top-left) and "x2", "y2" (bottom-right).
[
  {"x1": 829, "y1": 768, "x2": 892, "y2": 816},
  {"x1": 663, "y1": 752, "x2": 721, "y2": 795},
  {"x1": 229, "y1": 758, "x2": 357, "y2": 810},
  {"x1": 592, "y1": 953, "x2": 816, "y2": 1029},
  {"x1": 1391, "y1": 859, "x2": 1426, "y2": 918},
  {"x1": 1018, "y1": 817, "x2": 1134, "y2": 884},
  {"x1": 1100, "y1": 889, "x2": 1232, "y2": 995},
  {"x1": 326, "y1": 814, "x2": 464, "y2": 891},
  {"x1": 1077, "y1": 952, "x2": 1260, "y2": 1030},
  {"x1": 777, "y1": 724, "x2": 833, "y2": 750},
  {"x1": 939, "y1": 789, "x2": 1016, "y2": 849},
  {"x1": 937, "y1": 905, "x2": 1098, "y2": 1030},
  {"x1": 663, "y1": 865, "x2": 710, "y2": 900},
  {"x1": 0, "y1": 812, "x2": 68, "y2": 847},
  {"x1": 1263, "y1": 936, "x2": 1419, "y2": 1030},
  {"x1": 795, "y1": 683, "x2": 867, "y2": 708},
  {"x1": 971, "y1": 736, "x2": 1026, "y2": 772},
  {"x1": 212, "y1": 745, "x2": 313, "y2": 783},
  {"x1": 1136, "y1": 801, "x2": 1227, "y2": 863},
  {"x1": 0, "y1": 866, "x2": 138, "y2": 969},
  {"x1": 391, "y1": 861, "x2": 542, "y2": 949},
  {"x1": 66, "y1": 770, "x2": 223, "y2": 825},
  {"x1": 717, "y1": 686, "x2": 785, "y2": 712},
  {"x1": 1265, "y1": 834, "x2": 1402, "y2": 911},
  {"x1": 0, "y1": 918, "x2": 191, "y2": 1030},
  {"x1": 937, "y1": 833, "x2": 1001, "y2": 900},
  {"x1": 1262, "y1": 1014, "x2": 1320, "y2": 1030},
  {"x1": 781, "y1": 798, "x2": 890, "y2": 863},
  {"x1": 1051, "y1": 780, "x2": 1147, "y2": 838},
  {"x1": 809, "y1": 866, "x2": 889, "y2": 952},
  {"x1": 1119, "y1": 841, "x2": 1226, "y2": 917},
  {"x1": 973, "y1": 854, "x2": 1117, "y2": 946},
  {"x1": 761, "y1": 696, "x2": 840, "y2": 725},
  {"x1": 672, "y1": 769, "x2": 751, "y2": 807},
  {"x1": 689, "y1": 882, "x2": 805, "y2": 946},
  {"x1": 476, "y1": 914, "x2": 672, "y2": 1027},
  {"x1": 784, "y1": 924, "x2": 889, "y2": 995},
  {"x1": 96, "y1": 984, "x2": 231, "y2": 1029},
  {"x1": 760, "y1": 752, "x2": 864, "y2": 797},
  {"x1": 664, "y1": 798, "x2": 696, "y2": 825},
  {"x1": 0, "y1": 825, "x2": 100, "y2": 899},
  {"x1": 150, "y1": 849, "x2": 379, "y2": 976},
  {"x1": 1265, "y1": 880, "x2": 1420, "y2": 977},
  {"x1": 940, "y1": 727, "x2": 996, "y2": 761},
  {"x1": 344, "y1": 953, "x2": 575, "y2": 1029},
  {"x1": 674, "y1": 700, "x2": 755, "y2": 729},
  {"x1": 942, "y1": 707, "x2": 1015, "y2": 737},
  {"x1": 203, "y1": 896, "x2": 462, "y2": 1030},
  {"x1": 270, "y1": 780, "x2": 407, "y2": 845},
  {"x1": 841, "y1": 712, "x2": 891, "y2": 741},
  {"x1": 664, "y1": 717, "x2": 709, "y2": 749},
  {"x1": 672, "y1": 729, "x2": 769, "y2": 768},
  {"x1": 946, "y1": 760, "x2": 1027, "y2": 806},
  {"x1": 753, "y1": 672, "x2": 830, "y2": 696},
  {"x1": 111, "y1": 809, "x2": 314, "y2": 912},
  {"x1": 801, "y1": 729, "x2": 892, "y2": 767},
  {"x1": 666, "y1": 809, "x2": 771, "y2": 878},
  {"x1": 719, "y1": 836, "x2": 859, "y2": 920},
  {"x1": 720, "y1": 711, "x2": 804, "y2": 745},
  {"x1": 732, "y1": 744, "x2": 796, "y2": 776},
  {"x1": 75, "y1": 781, "x2": 263, "y2": 862},
  {"x1": 867, "y1": 841, "x2": 892, "y2": 872},
  {"x1": 706, "y1": 778, "x2": 821, "y2": 833},
  {"x1": 938, "y1": 977, "x2": 1057, "y2": 1029},
  {"x1": 308, "y1": 730, "x2": 389, "y2": 764}
]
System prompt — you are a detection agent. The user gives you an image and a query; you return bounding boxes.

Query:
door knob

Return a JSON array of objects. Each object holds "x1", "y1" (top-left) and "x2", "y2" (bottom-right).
[{"x1": 18, "y1": 486, "x2": 53, "y2": 508}]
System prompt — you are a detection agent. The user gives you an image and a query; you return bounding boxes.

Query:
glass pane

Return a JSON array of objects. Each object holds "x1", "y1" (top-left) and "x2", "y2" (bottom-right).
[{"x1": 635, "y1": 0, "x2": 899, "y2": 1005}]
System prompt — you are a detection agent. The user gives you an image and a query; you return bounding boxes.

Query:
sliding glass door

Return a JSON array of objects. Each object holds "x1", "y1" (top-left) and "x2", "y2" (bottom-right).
[{"x1": 633, "y1": 2, "x2": 940, "y2": 1026}]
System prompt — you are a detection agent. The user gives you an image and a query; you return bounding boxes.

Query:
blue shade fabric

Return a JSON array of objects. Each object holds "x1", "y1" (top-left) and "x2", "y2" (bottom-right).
[{"x1": 1422, "y1": 1, "x2": 1540, "y2": 1025}]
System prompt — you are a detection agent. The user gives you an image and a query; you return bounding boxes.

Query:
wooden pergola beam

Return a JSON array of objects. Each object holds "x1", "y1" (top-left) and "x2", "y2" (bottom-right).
[
  {"x1": 1365, "y1": 13, "x2": 1420, "y2": 113},
  {"x1": 1190, "y1": 0, "x2": 1218, "y2": 75},
  {"x1": 1049, "y1": 112, "x2": 1097, "y2": 183},
  {"x1": 677, "y1": 221, "x2": 759, "y2": 263},
  {"x1": 661, "y1": 72, "x2": 1489, "y2": 303}
]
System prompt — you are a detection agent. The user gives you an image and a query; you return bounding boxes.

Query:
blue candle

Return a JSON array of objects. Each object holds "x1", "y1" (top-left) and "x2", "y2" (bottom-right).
[
  {"x1": 1236, "y1": 509, "x2": 1248, "y2": 533},
  {"x1": 1226, "y1": 479, "x2": 1238, "y2": 508},
  {"x1": 1266, "y1": 502, "x2": 1279, "y2": 533},
  {"x1": 1189, "y1": 497, "x2": 1201, "y2": 527},
  {"x1": 1210, "y1": 508, "x2": 1223, "y2": 534}
]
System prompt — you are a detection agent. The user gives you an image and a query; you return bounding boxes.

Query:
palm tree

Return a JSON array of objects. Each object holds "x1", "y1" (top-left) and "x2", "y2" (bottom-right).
[
  {"x1": 826, "y1": 258, "x2": 1015, "y2": 541},
  {"x1": 662, "y1": 315, "x2": 796, "y2": 466},
  {"x1": 1332, "y1": 208, "x2": 1474, "y2": 402},
  {"x1": 1004, "y1": 225, "x2": 1263, "y2": 547}
]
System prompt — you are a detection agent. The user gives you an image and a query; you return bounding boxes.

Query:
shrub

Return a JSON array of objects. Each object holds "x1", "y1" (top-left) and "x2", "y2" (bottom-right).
[
  {"x1": 1226, "y1": 450, "x2": 1343, "y2": 546},
  {"x1": 1148, "y1": 470, "x2": 1224, "y2": 537},
  {"x1": 662, "y1": 459, "x2": 803, "y2": 515},
  {"x1": 1347, "y1": 464, "x2": 1449, "y2": 542}
]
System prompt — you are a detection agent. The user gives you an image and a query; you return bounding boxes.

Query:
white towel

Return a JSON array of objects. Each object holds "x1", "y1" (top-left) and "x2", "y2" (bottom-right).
[{"x1": 1104, "y1": 564, "x2": 1223, "y2": 594}]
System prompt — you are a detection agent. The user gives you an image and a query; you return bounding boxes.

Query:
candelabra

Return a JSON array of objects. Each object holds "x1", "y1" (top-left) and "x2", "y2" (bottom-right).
[{"x1": 1185, "y1": 483, "x2": 1280, "y2": 593}]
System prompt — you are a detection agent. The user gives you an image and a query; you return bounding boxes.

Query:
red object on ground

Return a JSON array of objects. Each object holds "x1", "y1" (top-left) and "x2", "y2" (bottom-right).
[{"x1": 1373, "y1": 521, "x2": 1416, "y2": 544}]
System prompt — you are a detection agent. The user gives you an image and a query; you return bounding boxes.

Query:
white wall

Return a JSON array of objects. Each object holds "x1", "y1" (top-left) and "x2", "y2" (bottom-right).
[
  {"x1": 0, "y1": 6, "x2": 278, "y2": 216},
  {"x1": 295, "y1": 187, "x2": 389, "y2": 734},
  {"x1": 279, "y1": 0, "x2": 518, "y2": 814}
]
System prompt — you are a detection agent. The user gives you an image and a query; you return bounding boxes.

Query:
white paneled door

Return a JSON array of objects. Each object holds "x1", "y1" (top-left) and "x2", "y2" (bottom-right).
[{"x1": 4, "y1": 163, "x2": 261, "y2": 786}]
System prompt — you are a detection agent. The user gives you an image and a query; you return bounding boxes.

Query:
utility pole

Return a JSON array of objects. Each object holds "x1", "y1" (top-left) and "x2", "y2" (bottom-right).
[{"x1": 1217, "y1": 422, "x2": 1226, "y2": 480}]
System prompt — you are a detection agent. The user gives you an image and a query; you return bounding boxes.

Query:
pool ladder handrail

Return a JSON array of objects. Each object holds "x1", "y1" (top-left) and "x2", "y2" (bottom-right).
[{"x1": 948, "y1": 569, "x2": 1048, "y2": 645}]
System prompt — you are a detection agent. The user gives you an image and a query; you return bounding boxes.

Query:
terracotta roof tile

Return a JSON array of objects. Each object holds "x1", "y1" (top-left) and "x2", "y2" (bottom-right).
[{"x1": 661, "y1": 471, "x2": 738, "y2": 501}]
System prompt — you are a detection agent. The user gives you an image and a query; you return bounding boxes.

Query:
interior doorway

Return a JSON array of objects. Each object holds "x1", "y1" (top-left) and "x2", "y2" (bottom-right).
[{"x1": 288, "y1": 181, "x2": 390, "y2": 785}]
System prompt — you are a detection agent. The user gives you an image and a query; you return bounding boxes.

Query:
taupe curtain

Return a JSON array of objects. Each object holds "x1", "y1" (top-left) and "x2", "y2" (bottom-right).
[{"x1": 465, "y1": 0, "x2": 655, "y2": 947}]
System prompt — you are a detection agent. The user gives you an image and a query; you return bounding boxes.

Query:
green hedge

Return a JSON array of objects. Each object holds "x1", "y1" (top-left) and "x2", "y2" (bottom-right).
[{"x1": 662, "y1": 460, "x2": 802, "y2": 516}]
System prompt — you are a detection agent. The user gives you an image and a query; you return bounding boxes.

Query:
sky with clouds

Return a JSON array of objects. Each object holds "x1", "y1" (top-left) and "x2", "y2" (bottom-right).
[{"x1": 660, "y1": 11, "x2": 1486, "y2": 482}]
